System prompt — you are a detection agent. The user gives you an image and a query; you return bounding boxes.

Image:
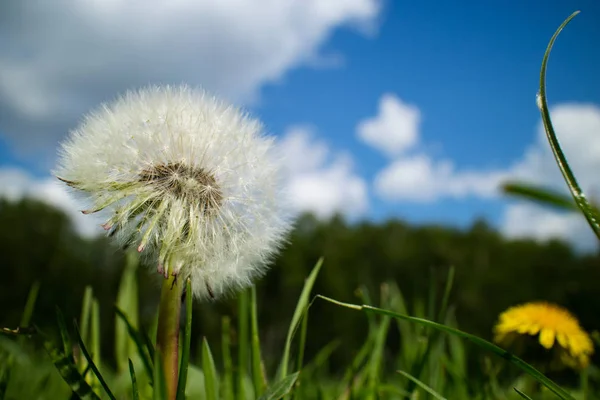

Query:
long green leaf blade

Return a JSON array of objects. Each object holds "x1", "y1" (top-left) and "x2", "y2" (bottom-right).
[
  {"x1": 278, "y1": 257, "x2": 324, "y2": 379},
  {"x1": 237, "y1": 288, "x2": 249, "y2": 400},
  {"x1": 250, "y1": 285, "x2": 267, "y2": 397},
  {"x1": 258, "y1": 372, "x2": 300, "y2": 400},
  {"x1": 115, "y1": 307, "x2": 154, "y2": 383},
  {"x1": 537, "y1": 10, "x2": 600, "y2": 239},
  {"x1": 129, "y1": 359, "x2": 140, "y2": 400},
  {"x1": 74, "y1": 322, "x2": 116, "y2": 400},
  {"x1": 202, "y1": 337, "x2": 219, "y2": 400},
  {"x1": 397, "y1": 370, "x2": 447, "y2": 400},
  {"x1": 176, "y1": 279, "x2": 193, "y2": 400},
  {"x1": 37, "y1": 326, "x2": 99, "y2": 400},
  {"x1": 221, "y1": 316, "x2": 235, "y2": 400},
  {"x1": 317, "y1": 295, "x2": 575, "y2": 400},
  {"x1": 514, "y1": 387, "x2": 534, "y2": 400},
  {"x1": 502, "y1": 182, "x2": 579, "y2": 211}
]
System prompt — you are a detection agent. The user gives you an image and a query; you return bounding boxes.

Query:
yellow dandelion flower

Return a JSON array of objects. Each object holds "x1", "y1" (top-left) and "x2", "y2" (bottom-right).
[{"x1": 494, "y1": 302, "x2": 593, "y2": 370}]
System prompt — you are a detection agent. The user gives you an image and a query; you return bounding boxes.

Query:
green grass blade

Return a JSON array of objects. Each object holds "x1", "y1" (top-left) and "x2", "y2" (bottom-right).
[
  {"x1": 537, "y1": 10, "x2": 600, "y2": 239},
  {"x1": 250, "y1": 285, "x2": 267, "y2": 397},
  {"x1": 37, "y1": 326, "x2": 99, "y2": 400},
  {"x1": 90, "y1": 299, "x2": 101, "y2": 392},
  {"x1": 129, "y1": 359, "x2": 140, "y2": 400},
  {"x1": 73, "y1": 322, "x2": 116, "y2": 400},
  {"x1": 367, "y1": 311, "x2": 391, "y2": 399},
  {"x1": 437, "y1": 266, "x2": 454, "y2": 322},
  {"x1": 221, "y1": 316, "x2": 234, "y2": 400},
  {"x1": 407, "y1": 268, "x2": 455, "y2": 395},
  {"x1": 295, "y1": 307, "x2": 308, "y2": 373},
  {"x1": 143, "y1": 328, "x2": 156, "y2": 363},
  {"x1": 237, "y1": 288, "x2": 249, "y2": 400},
  {"x1": 202, "y1": 337, "x2": 219, "y2": 400},
  {"x1": 115, "y1": 250, "x2": 140, "y2": 373},
  {"x1": 153, "y1": 349, "x2": 167, "y2": 400},
  {"x1": 20, "y1": 281, "x2": 40, "y2": 328},
  {"x1": 221, "y1": 316, "x2": 235, "y2": 400},
  {"x1": 317, "y1": 295, "x2": 575, "y2": 400},
  {"x1": 514, "y1": 388, "x2": 534, "y2": 400},
  {"x1": 397, "y1": 370, "x2": 447, "y2": 400},
  {"x1": 258, "y1": 372, "x2": 300, "y2": 400},
  {"x1": 0, "y1": 363, "x2": 9, "y2": 400},
  {"x1": 79, "y1": 287, "x2": 94, "y2": 371},
  {"x1": 502, "y1": 182, "x2": 579, "y2": 211},
  {"x1": 301, "y1": 339, "x2": 340, "y2": 376},
  {"x1": 278, "y1": 257, "x2": 324, "y2": 380},
  {"x1": 55, "y1": 307, "x2": 74, "y2": 363},
  {"x1": 115, "y1": 307, "x2": 154, "y2": 382},
  {"x1": 176, "y1": 279, "x2": 193, "y2": 400}
]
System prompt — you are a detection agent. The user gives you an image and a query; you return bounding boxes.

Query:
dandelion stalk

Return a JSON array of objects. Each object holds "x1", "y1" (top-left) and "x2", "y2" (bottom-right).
[{"x1": 156, "y1": 274, "x2": 184, "y2": 400}]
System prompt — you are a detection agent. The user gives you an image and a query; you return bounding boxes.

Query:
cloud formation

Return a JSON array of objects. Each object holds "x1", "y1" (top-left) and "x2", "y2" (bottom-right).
[
  {"x1": 279, "y1": 127, "x2": 369, "y2": 218},
  {"x1": 360, "y1": 93, "x2": 505, "y2": 202},
  {"x1": 0, "y1": 0, "x2": 381, "y2": 157},
  {"x1": 357, "y1": 94, "x2": 420, "y2": 157},
  {"x1": 360, "y1": 91, "x2": 600, "y2": 248}
]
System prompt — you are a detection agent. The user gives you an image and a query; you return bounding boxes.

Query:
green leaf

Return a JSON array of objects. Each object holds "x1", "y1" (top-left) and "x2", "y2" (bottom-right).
[
  {"x1": 258, "y1": 372, "x2": 300, "y2": 400},
  {"x1": 366, "y1": 295, "x2": 391, "y2": 400},
  {"x1": 250, "y1": 285, "x2": 267, "y2": 397},
  {"x1": 37, "y1": 326, "x2": 99, "y2": 400},
  {"x1": 55, "y1": 308, "x2": 74, "y2": 363},
  {"x1": 79, "y1": 287, "x2": 94, "y2": 372},
  {"x1": 537, "y1": 10, "x2": 600, "y2": 240},
  {"x1": 129, "y1": 359, "x2": 140, "y2": 400},
  {"x1": 237, "y1": 288, "x2": 249, "y2": 400},
  {"x1": 317, "y1": 295, "x2": 575, "y2": 400},
  {"x1": 221, "y1": 316, "x2": 235, "y2": 400},
  {"x1": 278, "y1": 257, "x2": 324, "y2": 380},
  {"x1": 397, "y1": 370, "x2": 447, "y2": 400},
  {"x1": 202, "y1": 337, "x2": 219, "y2": 400},
  {"x1": 176, "y1": 279, "x2": 193, "y2": 400},
  {"x1": 0, "y1": 363, "x2": 10, "y2": 400},
  {"x1": 115, "y1": 307, "x2": 154, "y2": 383},
  {"x1": 74, "y1": 322, "x2": 116, "y2": 400},
  {"x1": 514, "y1": 387, "x2": 534, "y2": 400},
  {"x1": 502, "y1": 182, "x2": 579, "y2": 211},
  {"x1": 115, "y1": 250, "x2": 140, "y2": 373}
]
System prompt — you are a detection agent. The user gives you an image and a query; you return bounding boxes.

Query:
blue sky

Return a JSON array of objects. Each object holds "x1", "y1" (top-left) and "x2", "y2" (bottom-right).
[
  {"x1": 1, "y1": 0, "x2": 599, "y2": 247},
  {"x1": 257, "y1": 0, "x2": 600, "y2": 227}
]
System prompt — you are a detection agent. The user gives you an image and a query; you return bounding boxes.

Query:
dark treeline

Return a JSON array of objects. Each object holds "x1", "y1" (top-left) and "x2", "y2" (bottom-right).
[{"x1": 2, "y1": 198, "x2": 600, "y2": 373}]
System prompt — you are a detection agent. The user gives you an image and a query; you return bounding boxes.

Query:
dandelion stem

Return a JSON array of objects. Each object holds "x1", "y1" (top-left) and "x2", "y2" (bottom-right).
[{"x1": 156, "y1": 273, "x2": 183, "y2": 400}]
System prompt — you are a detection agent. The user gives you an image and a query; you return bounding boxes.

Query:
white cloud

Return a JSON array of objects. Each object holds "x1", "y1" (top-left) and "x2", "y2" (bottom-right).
[
  {"x1": 0, "y1": 168, "x2": 103, "y2": 237},
  {"x1": 279, "y1": 127, "x2": 368, "y2": 218},
  {"x1": 500, "y1": 203, "x2": 597, "y2": 250},
  {"x1": 361, "y1": 93, "x2": 507, "y2": 202},
  {"x1": 499, "y1": 103, "x2": 600, "y2": 247},
  {"x1": 374, "y1": 155, "x2": 507, "y2": 202},
  {"x1": 357, "y1": 94, "x2": 420, "y2": 157},
  {"x1": 0, "y1": 0, "x2": 381, "y2": 155}
]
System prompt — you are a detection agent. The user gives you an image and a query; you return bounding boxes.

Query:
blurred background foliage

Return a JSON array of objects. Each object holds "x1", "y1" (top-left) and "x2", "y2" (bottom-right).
[{"x1": 2, "y1": 197, "x2": 600, "y2": 383}]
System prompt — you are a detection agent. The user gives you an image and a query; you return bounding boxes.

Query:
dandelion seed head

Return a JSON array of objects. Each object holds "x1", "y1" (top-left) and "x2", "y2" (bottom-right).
[{"x1": 55, "y1": 85, "x2": 294, "y2": 300}]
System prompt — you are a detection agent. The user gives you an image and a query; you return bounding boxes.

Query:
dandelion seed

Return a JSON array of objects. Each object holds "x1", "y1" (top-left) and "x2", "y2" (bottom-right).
[{"x1": 56, "y1": 85, "x2": 293, "y2": 300}]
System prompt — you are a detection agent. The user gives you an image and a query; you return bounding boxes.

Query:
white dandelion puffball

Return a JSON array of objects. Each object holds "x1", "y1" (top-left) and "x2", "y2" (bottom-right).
[{"x1": 55, "y1": 85, "x2": 293, "y2": 300}]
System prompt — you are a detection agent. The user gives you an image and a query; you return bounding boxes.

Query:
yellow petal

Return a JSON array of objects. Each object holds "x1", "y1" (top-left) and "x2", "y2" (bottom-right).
[{"x1": 539, "y1": 328, "x2": 555, "y2": 349}]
